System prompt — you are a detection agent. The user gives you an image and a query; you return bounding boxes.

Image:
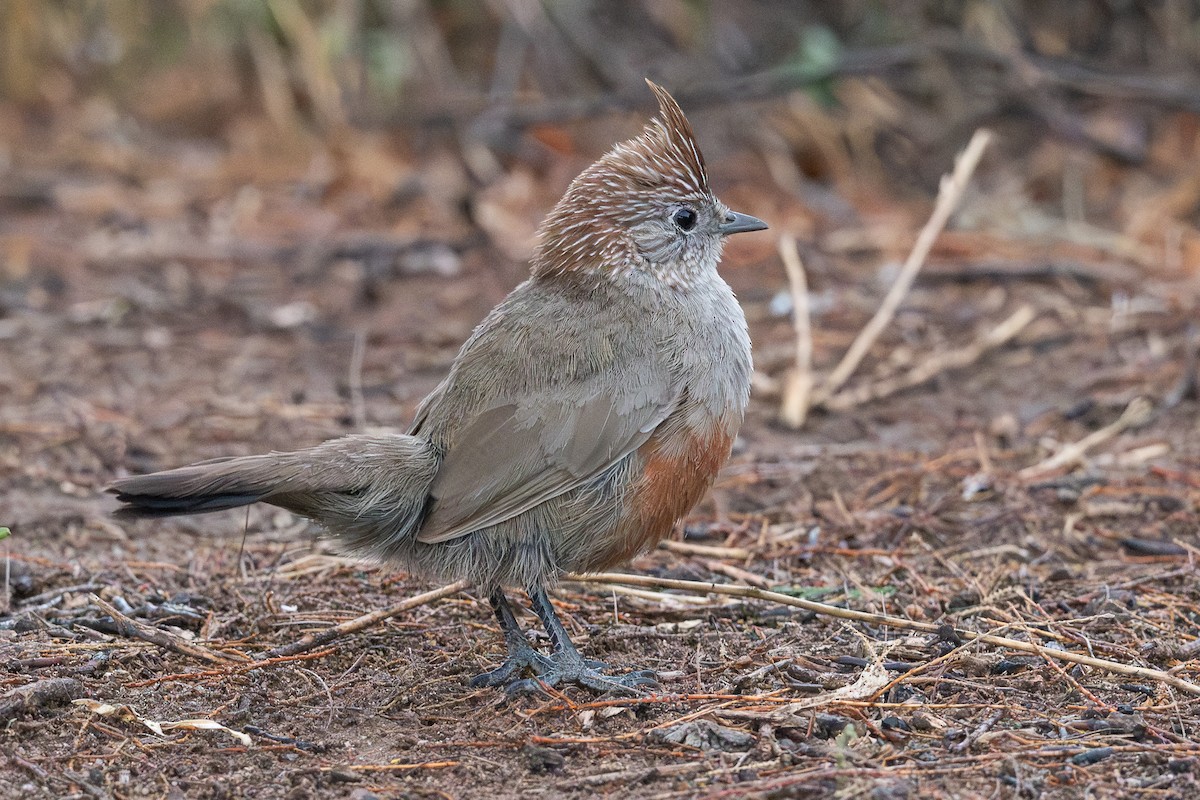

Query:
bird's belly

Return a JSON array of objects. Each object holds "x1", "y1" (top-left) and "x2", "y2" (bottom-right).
[
  {"x1": 415, "y1": 412, "x2": 739, "y2": 589},
  {"x1": 574, "y1": 421, "x2": 735, "y2": 572}
]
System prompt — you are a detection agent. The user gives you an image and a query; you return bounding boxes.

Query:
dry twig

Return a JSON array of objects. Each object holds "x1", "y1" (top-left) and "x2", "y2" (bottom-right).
[
  {"x1": 324, "y1": 761, "x2": 460, "y2": 773},
  {"x1": 1018, "y1": 396, "x2": 1154, "y2": 479},
  {"x1": 778, "y1": 235, "x2": 814, "y2": 428},
  {"x1": 266, "y1": 580, "x2": 469, "y2": 658},
  {"x1": 124, "y1": 648, "x2": 337, "y2": 688},
  {"x1": 567, "y1": 573, "x2": 1200, "y2": 696},
  {"x1": 822, "y1": 304, "x2": 1036, "y2": 411},
  {"x1": 91, "y1": 596, "x2": 242, "y2": 665},
  {"x1": 659, "y1": 540, "x2": 752, "y2": 560},
  {"x1": 812, "y1": 128, "x2": 994, "y2": 407}
]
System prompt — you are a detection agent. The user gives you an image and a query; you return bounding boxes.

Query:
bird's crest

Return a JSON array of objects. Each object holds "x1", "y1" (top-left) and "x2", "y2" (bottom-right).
[
  {"x1": 531, "y1": 81, "x2": 713, "y2": 278},
  {"x1": 600, "y1": 80, "x2": 710, "y2": 199}
]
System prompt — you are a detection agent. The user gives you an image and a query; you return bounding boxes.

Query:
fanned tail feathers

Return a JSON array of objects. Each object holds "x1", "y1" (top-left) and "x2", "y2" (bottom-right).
[{"x1": 109, "y1": 435, "x2": 440, "y2": 552}]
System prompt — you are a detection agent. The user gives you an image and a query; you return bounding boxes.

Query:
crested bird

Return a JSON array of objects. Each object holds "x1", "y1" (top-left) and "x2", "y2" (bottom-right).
[{"x1": 111, "y1": 80, "x2": 767, "y2": 694}]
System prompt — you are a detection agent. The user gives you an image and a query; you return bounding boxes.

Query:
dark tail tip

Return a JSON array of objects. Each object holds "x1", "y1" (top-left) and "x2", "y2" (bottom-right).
[{"x1": 110, "y1": 488, "x2": 267, "y2": 518}]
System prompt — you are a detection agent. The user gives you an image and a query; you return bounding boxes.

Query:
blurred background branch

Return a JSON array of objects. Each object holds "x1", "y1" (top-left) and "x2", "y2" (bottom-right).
[{"x1": 4, "y1": 0, "x2": 1199, "y2": 175}]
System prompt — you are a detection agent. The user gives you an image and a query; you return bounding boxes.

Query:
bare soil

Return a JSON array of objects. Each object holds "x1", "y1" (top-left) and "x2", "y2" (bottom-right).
[{"x1": 2, "y1": 102, "x2": 1200, "y2": 800}]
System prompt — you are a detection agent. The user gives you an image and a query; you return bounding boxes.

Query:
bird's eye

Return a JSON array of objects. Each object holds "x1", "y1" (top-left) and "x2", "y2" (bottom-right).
[{"x1": 672, "y1": 207, "x2": 697, "y2": 232}]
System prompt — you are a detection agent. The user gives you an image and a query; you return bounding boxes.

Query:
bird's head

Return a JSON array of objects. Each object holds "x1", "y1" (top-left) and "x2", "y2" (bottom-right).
[{"x1": 532, "y1": 80, "x2": 766, "y2": 290}]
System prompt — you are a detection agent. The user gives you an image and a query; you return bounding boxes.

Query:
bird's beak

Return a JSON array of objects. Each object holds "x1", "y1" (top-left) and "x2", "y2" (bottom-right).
[{"x1": 719, "y1": 210, "x2": 768, "y2": 236}]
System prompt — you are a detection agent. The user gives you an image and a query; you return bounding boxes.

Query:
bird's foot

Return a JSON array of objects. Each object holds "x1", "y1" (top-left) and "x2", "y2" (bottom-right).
[
  {"x1": 504, "y1": 651, "x2": 658, "y2": 698},
  {"x1": 470, "y1": 637, "x2": 554, "y2": 688}
]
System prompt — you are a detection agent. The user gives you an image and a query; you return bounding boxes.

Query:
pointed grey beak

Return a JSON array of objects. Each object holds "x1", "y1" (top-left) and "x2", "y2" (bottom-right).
[{"x1": 719, "y1": 210, "x2": 768, "y2": 236}]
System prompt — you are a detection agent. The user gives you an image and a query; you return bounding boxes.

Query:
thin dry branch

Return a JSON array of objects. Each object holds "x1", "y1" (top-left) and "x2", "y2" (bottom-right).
[
  {"x1": 1018, "y1": 396, "x2": 1154, "y2": 479},
  {"x1": 813, "y1": 128, "x2": 994, "y2": 407},
  {"x1": 567, "y1": 572, "x2": 1200, "y2": 696},
  {"x1": 778, "y1": 235, "x2": 814, "y2": 429},
  {"x1": 659, "y1": 540, "x2": 752, "y2": 560},
  {"x1": 266, "y1": 579, "x2": 469, "y2": 658},
  {"x1": 822, "y1": 304, "x2": 1036, "y2": 411},
  {"x1": 91, "y1": 596, "x2": 243, "y2": 665}
]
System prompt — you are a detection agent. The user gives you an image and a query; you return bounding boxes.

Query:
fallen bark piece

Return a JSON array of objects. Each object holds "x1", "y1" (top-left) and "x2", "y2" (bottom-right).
[
  {"x1": 0, "y1": 678, "x2": 85, "y2": 722},
  {"x1": 651, "y1": 720, "x2": 755, "y2": 751}
]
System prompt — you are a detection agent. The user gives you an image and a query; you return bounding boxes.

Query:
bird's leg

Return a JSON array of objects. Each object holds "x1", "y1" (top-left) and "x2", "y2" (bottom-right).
[
  {"x1": 503, "y1": 586, "x2": 658, "y2": 697},
  {"x1": 469, "y1": 590, "x2": 554, "y2": 688}
]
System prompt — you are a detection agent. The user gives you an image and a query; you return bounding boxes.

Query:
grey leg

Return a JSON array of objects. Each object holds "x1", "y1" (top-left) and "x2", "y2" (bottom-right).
[
  {"x1": 469, "y1": 590, "x2": 554, "y2": 688},
  {"x1": 503, "y1": 586, "x2": 658, "y2": 697}
]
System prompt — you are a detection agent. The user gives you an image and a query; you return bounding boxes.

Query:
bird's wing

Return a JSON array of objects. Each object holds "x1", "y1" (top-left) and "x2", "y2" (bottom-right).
[{"x1": 416, "y1": 374, "x2": 679, "y2": 544}]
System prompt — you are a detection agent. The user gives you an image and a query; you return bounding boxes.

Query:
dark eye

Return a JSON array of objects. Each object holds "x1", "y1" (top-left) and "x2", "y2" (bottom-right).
[{"x1": 672, "y1": 207, "x2": 697, "y2": 232}]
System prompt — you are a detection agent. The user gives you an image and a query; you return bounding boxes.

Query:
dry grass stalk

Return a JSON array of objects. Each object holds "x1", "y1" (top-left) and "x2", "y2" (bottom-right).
[
  {"x1": 266, "y1": 0, "x2": 344, "y2": 129},
  {"x1": 568, "y1": 572, "x2": 1200, "y2": 696},
  {"x1": 812, "y1": 128, "x2": 995, "y2": 408},
  {"x1": 266, "y1": 579, "x2": 469, "y2": 658},
  {"x1": 604, "y1": 585, "x2": 714, "y2": 606},
  {"x1": 91, "y1": 595, "x2": 244, "y2": 665},
  {"x1": 778, "y1": 235, "x2": 814, "y2": 428},
  {"x1": 329, "y1": 761, "x2": 461, "y2": 773},
  {"x1": 1018, "y1": 396, "x2": 1154, "y2": 478},
  {"x1": 702, "y1": 559, "x2": 773, "y2": 588},
  {"x1": 659, "y1": 540, "x2": 752, "y2": 560},
  {"x1": 822, "y1": 304, "x2": 1036, "y2": 411}
]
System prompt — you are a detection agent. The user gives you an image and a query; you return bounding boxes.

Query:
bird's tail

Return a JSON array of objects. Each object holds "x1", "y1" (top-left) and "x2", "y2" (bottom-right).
[{"x1": 109, "y1": 434, "x2": 440, "y2": 551}]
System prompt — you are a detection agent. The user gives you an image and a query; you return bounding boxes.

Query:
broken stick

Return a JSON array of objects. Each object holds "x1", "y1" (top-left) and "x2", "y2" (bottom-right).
[
  {"x1": 812, "y1": 128, "x2": 994, "y2": 407},
  {"x1": 568, "y1": 572, "x2": 1200, "y2": 697}
]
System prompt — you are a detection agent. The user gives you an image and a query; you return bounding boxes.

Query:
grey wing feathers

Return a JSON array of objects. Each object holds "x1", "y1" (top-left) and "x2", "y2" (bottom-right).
[{"x1": 416, "y1": 379, "x2": 678, "y2": 543}]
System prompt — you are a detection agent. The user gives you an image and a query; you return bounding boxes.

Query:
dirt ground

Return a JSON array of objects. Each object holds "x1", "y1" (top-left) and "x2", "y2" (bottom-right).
[{"x1": 3, "y1": 94, "x2": 1200, "y2": 800}]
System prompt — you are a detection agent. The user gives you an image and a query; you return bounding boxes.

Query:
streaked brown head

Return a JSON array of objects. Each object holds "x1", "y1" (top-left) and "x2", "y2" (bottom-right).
[{"x1": 533, "y1": 80, "x2": 766, "y2": 287}]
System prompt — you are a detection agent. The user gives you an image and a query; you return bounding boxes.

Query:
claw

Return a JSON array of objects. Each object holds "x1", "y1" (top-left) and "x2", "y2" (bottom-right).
[
  {"x1": 470, "y1": 645, "x2": 554, "y2": 688},
  {"x1": 494, "y1": 652, "x2": 659, "y2": 697},
  {"x1": 503, "y1": 678, "x2": 547, "y2": 699},
  {"x1": 625, "y1": 669, "x2": 659, "y2": 684},
  {"x1": 571, "y1": 666, "x2": 659, "y2": 695},
  {"x1": 472, "y1": 661, "x2": 551, "y2": 689},
  {"x1": 477, "y1": 588, "x2": 659, "y2": 697},
  {"x1": 473, "y1": 590, "x2": 557, "y2": 689}
]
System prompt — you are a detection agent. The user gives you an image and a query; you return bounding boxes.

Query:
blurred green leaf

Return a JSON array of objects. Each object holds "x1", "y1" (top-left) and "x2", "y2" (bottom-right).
[
  {"x1": 365, "y1": 30, "x2": 412, "y2": 101},
  {"x1": 784, "y1": 25, "x2": 843, "y2": 107}
]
